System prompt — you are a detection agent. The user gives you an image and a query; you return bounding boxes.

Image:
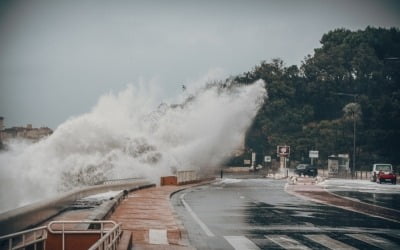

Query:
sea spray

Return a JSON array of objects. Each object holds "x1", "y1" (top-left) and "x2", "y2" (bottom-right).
[{"x1": 0, "y1": 79, "x2": 266, "y2": 212}]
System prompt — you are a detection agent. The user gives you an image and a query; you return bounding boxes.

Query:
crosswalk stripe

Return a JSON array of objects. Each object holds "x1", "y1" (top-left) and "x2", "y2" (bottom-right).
[
  {"x1": 265, "y1": 235, "x2": 311, "y2": 250},
  {"x1": 305, "y1": 234, "x2": 357, "y2": 250},
  {"x1": 346, "y1": 233, "x2": 399, "y2": 250},
  {"x1": 224, "y1": 236, "x2": 260, "y2": 250}
]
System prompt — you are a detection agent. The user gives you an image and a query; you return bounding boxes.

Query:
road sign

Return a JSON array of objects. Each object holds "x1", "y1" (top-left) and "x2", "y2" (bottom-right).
[
  {"x1": 277, "y1": 146, "x2": 290, "y2": 157},
  {"x1": 309, "y1": 150, "x2": 319, "y2": 158},
  {"x1": 264, "y1": 156, "x2": 271, "y2": 162}
]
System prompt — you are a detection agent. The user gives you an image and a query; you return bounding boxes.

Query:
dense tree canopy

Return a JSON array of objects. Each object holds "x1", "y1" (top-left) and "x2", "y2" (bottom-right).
[{"x1": 234, "y1": 27, "x2": 400, "y2": 169}]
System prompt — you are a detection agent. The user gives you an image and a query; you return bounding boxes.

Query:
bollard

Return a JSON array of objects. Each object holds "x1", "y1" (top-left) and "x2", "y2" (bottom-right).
[{"x1": 220, "y1": 170, "x2": 223, "y2": 179}]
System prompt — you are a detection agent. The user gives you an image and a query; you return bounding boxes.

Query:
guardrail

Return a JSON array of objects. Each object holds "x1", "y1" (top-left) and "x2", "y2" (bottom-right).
[
  {"x1": 47, "y1": 220, "x2": 121, "y2": 250},
  {"x1": 87, "y1": 222, "x2": 122, "y2": 250},
  {"x1": 0, "y1": 220, "x2": 123, "y2": 250},
  {"x1": 0, "y1": 225, "x2": 47, "y2": 250}
]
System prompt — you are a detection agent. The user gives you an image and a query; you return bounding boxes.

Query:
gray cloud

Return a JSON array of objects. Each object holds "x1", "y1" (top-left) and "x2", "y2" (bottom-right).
[{"x1": 1, "y1": 0, "x2": 399, "y2": 128}]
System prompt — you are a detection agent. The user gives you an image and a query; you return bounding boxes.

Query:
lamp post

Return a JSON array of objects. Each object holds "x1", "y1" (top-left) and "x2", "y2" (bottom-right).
[{"x1": 332, "y1": 92, "x2": 358, "y2": 177}]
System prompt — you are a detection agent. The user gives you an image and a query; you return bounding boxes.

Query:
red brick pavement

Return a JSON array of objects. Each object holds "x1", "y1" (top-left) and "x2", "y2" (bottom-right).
[{"x1": 108, "y1": 184, "x2": 204, "y2": 249}]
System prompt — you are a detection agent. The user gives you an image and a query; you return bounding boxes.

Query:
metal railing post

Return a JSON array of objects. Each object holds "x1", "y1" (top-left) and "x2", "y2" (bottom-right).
[
  {"x1": 62, "y1": 222, "x2": 65, "y2": 250},
  {"x1": 34, "y1": 231, "x2": 37, "y2": 250}
]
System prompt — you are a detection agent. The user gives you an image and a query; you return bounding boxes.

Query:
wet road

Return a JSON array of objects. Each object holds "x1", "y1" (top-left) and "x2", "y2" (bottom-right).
[
  {"x1": 323, "y1": 179, "x2": 400, "y2": 211},
  {"x1": 171, "y1": 178, "x2": 400, "y2": 250}
]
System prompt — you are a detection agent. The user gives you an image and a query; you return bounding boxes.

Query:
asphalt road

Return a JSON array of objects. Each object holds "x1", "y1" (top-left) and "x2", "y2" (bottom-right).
[
  {"x1": 322, "y1": 179, "x2": 400, "y2": 211},
  {"x1": 171, "y1": 178, "x2": 400, "y2": 250}
]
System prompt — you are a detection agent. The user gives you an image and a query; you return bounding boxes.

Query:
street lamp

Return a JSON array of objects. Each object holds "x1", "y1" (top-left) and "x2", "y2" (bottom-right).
[{"x1": 332, "y1": 92, "x2": 358, "y2": 177}]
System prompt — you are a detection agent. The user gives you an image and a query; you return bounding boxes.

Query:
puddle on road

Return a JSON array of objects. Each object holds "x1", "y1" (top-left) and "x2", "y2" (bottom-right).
[{"x1": 243, "y1": 201, "x2": 400, "y2": 230}]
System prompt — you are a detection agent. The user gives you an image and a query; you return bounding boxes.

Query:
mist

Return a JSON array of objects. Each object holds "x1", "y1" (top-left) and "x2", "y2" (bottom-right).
[{"x1": 0, "y1": 79, "x2": 266, "y2": 213}]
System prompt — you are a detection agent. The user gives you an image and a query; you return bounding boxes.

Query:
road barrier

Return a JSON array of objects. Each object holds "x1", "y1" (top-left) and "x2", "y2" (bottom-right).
[
  {"x1": 323, "y1": 170, "x2": 372, "y2": 180},
  {"x1": 160, "y1": 176, "x2": 177, "y2": 185},
  {"x1": 160, "y1": 170, "x2": 200, "y2": 186},
  {"x1": 0, "y1": 225, "x2": 47, "y2": 250},
  {"x1": 47, "y1": 220, "x2": 122, "y2": 250},
  {"x1": 0, "y1": 220, "x2": 123, "y2": 250}
]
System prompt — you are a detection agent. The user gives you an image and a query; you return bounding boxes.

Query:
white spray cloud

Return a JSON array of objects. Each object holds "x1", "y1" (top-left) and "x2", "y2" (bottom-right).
[{"x1": 0, "y1": 79, "x2": 266, "y2": 212}]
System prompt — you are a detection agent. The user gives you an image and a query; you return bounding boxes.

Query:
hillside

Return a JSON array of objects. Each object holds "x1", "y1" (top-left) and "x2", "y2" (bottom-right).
[{"x1": 233, "y1": 27, "x2": 400, "y2": 170}]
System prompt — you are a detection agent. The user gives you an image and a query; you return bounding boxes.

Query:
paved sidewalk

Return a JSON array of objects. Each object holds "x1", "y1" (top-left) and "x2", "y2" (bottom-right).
[
  {"x1": 286, "y1": 177, "x2": 400, "y2": 223},
  {"x1": 37, "y1": 180, "x2": 210, "y2": 249},
  {"x1": 108, "y1": 184, "x2": 202, "y2": 249}
]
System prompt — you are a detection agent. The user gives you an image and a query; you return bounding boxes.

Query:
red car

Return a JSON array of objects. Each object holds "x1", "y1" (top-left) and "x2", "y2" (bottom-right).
[{"x1": 371, "y1": 164, "x2": 397, "y2": 184}]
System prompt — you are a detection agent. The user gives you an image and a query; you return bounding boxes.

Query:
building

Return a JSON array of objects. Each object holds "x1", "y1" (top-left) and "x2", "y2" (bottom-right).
[{"x1": 0, "y1": 117, "x2": 53, "y2": 142}]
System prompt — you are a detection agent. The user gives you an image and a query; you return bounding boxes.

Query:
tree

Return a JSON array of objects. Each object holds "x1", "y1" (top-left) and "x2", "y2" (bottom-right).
[{"x1": 233, "y1": 27, "x2": 400, "y2": 167}]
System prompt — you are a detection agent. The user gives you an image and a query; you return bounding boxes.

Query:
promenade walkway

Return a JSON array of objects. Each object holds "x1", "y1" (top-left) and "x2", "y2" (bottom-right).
[
  {"x1": 109, "y1": 185, "x2": 195, "y2": 249},
  {"x1": 35, "y1": 183, "x2": 200, "y2": 249}
]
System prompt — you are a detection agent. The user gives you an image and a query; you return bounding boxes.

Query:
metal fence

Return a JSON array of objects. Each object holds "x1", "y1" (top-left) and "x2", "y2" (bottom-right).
[
  {"x1": 0, "y1": 220, "x2": 122, "y2": 250},
  {"x1": 0, "y1": 226, "x2": 47, "y2": 250},
  {"x1": 177, "y1": 170, "x2": 198, "y2": 184},
  {"x1": 316, "y1": 169, "x2": 372, "y2": 179},
  {"x1": 87, "y1": 222, "x2": 122, "y2": 250},
  {"x1": 47, "y1": 220, "x2": 122, "y2": 250}
]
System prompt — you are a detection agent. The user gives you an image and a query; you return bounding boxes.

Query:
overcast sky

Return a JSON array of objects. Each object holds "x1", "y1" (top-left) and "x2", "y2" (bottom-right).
[{"x1": 0, "y1": 0, "x2": 399, "y2": 129}]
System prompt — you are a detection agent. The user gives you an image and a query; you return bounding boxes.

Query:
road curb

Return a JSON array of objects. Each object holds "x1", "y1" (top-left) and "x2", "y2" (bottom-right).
[
  {"x1": 322, "y1": 185, "x2": 400, "y2": 213},
  {"x1": 284, "y1": 182, "x2": 400, "y2": 223},
  {"x1": 167, "y1": 179, "x2": 217, "y2": 247}
]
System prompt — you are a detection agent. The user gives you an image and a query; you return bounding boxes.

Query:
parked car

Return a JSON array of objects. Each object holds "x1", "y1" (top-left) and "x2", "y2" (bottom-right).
[
  {"x1": 371, "y1": 163, "x2": 396, "y2": 184},
  {"x1": 295, "y1": 164, "x2": 318, "y2": 177}
]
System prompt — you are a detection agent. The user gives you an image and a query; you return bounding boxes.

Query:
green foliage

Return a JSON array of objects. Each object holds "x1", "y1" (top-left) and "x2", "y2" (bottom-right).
[{"x1": 235, "y1": 27, "x2": 400, "y2": 168}]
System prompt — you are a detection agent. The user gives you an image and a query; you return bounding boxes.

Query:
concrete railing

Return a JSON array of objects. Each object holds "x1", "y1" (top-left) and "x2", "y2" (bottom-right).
[{"x1": 0, "y1": 179, "x2": 154, "y2": 236}]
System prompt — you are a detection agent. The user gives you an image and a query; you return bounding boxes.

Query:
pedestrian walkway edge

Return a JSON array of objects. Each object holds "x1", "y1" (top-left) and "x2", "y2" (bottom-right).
[{"x1": 167, "y1": 179, "x2": 217, "y2": 247}]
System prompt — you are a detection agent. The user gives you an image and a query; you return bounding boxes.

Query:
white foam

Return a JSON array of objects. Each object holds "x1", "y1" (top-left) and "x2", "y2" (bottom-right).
[
  {"x1": 0, "y1": 79, "x2": 266, "y2": 212},
  {"x1": 82, "y1": 190, "x2": 123, "y2": 201},
  {"x1": 220, "y1": 178, "x2": 243, "y2": 184}
]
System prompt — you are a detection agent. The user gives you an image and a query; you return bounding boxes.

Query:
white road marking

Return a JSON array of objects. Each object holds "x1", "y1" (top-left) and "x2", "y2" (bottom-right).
[
  {"x1": 346, "y1": 234, "x2": 399, "y2": 250},
  {"x1": 265, "y1": 235, "x2": 311, "y2": 250},
  {"x1": 180, "y1": 193, "x2": 215, "y2": 237},
  {"x1": 149, "y1": 229, "x2": 168, "y2": 245},
  {"x1": 224, "y1": 236, "x2": 260, "y2": 250},
  {"x1": 305, "y1": 234, "x2": 357, "y2": 250}
]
